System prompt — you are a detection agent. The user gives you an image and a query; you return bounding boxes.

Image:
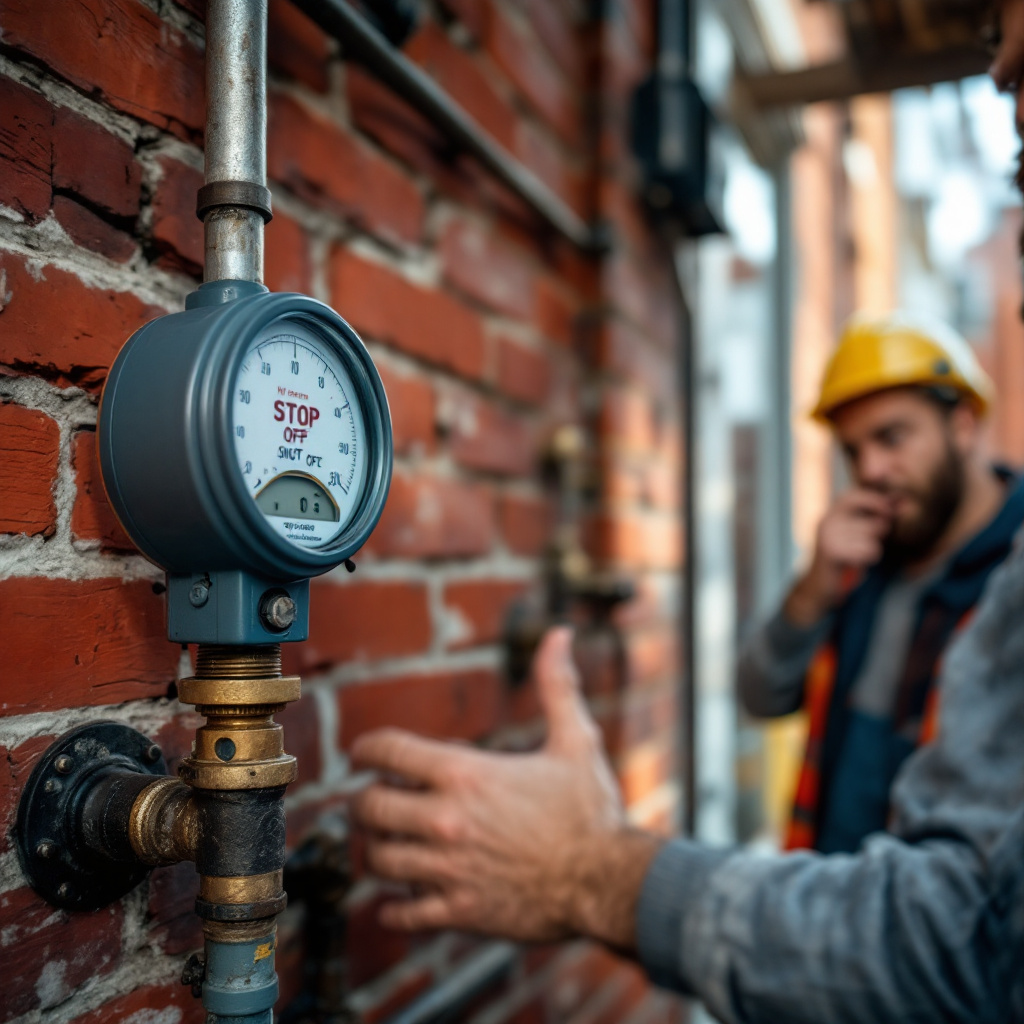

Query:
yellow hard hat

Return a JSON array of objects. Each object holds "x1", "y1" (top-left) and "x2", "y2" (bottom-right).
[{"x1": 812, "y1": 313, "x2": 994, "y2": 422}]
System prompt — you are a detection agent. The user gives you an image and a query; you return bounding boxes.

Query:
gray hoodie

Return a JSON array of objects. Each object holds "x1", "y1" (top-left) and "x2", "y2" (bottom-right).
[{"x1": 635, "y1": 531, "x2": 1024, "y2": 1023}]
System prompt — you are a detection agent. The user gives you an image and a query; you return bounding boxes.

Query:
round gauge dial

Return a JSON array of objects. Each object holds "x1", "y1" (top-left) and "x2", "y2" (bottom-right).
[{"x1": 233, "y1": 323, "x2": 369, "y2": 550}]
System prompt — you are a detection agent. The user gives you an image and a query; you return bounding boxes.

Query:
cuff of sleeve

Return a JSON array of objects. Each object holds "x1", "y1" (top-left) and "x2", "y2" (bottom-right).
[
  {"x1": 765, "y1": 608, "x2": 830, "y2": 660},
  {"x1": 635, "y1": 839, "x2": 733, "y2": 994}
]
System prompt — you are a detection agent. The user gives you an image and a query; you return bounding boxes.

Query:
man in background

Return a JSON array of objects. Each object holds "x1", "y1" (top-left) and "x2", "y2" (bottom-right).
[{"x1": 738, "y1": 314, "x2": 1024, "y2": 853}]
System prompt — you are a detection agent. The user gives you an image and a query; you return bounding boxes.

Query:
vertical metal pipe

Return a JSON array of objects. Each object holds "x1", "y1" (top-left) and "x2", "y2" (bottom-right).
[{"x1": 203, "y1": 0, "x2": 269, "y2": 283}]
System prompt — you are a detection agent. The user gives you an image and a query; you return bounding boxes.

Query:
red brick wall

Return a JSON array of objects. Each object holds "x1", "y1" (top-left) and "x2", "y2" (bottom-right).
[{"x1": 0, "y1": 1, "x2": 685, "y2": 1022}]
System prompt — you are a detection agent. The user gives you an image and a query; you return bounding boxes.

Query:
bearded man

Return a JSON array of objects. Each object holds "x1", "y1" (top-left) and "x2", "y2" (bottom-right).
[{"x1": 737, "y1": 313, "x2": 1024, "y2": 853}]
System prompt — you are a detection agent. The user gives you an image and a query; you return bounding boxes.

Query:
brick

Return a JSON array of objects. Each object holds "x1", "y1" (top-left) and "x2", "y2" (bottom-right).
[
  {"x1": 585, "y1": 511, "x2": 681, "y2": 571},
  {"x1": 0, "y1": 577, "x2": 179, "y2": 716},
  {"x1": 515, "y1": 117, "x2": 587, "y2": 217},
  {"x1": 1, "y1": 887, "x2": 123, "y2": 1022},
  {"x1": 407, "y1": 22, "x2": 517, "y2": 152},
  {"x1": 265, "y1": 212, "x2": 313, "y2": 294},
  {"x1": 149, "y1": 860, "x2": 202, "y2": 956},
  {"x1": 269, "y1": 93, "x2": 423, "y2": 247},
  {"x1": 151, "y1": 157, "x2": 204, "y2": 273},
  {"x1": 153, "y1": 708, "x2": 204, "y2": 777},
  {"x1": 330, "y1": 249, "x2": 485, "y2": 381},
  {"x1": 268, "y1": 0, "x2": 332, "y2": 93},
  {"x1": 598, "y1": 388, "x2": 657, "y2": 455},
  {"x1": 523, "y1": 0, "x2": 585, "y2": 85},
  {"x1": 0, "y1": 77, "x2": 53, "y2": 223},
  {"x1": 0, "y1": 0, "x2": 204, "y2": 141},
  {"x1": 281, "y1": 580, "x2": 432, "y2": 674},
  {"x1": 485, "y1": 5, "x2": 580, "y2": 145},
  {"x1": 345, "y1": 889, "x2": 418, "y2": 988},
  {"x1": 443, "y1": 579, "x2": 528, "y2": 649},
  {"x1": 593, "y1": 318, "x2": 673, "y2": 402},
  {"x1": 71, "y1": 428, "x2": 135, "y2": 550},
  {"x1": 0, "y1": 735, "x2": 54, "y2": 853},
  {"x1": 498, "y1": 337, "x2": 551, "y2": 405},
  {"x1": 603, "y1": 251, "x2": 676, "y2": 349},
  {"x1": 52, "y1": 107, "x2": 141, "y2": 219},
  {"x1": 440, "y1": 216, "x2": 538, "y2": 320},
  {"x1": 377, "y1": 363, "x2": 436, "y2": 455},
  {"x1": 0, "y1": 253, "x2": 165, "y2": 389},
  {"x1": 339, "y1": 667, "x2": 502, "y2": 745},
  {"x1": 445, "y1": 390, "x2": 538, "y2": 476},
  {"x1": 367, "y1": 472, "x2": 495, "y2": 559},
  {"x1": 69, "y1": 981, "x2": 204, "y2": 1024},
  {"x1": 500, "y1": 492, "x2": 551, "y2": 556},
  {"x1": 54, "y1": 197, "x2": 136, "y2": 263},
  {"x1": 537, "y1": 277, "x2": 579, "y2": 348},
  {"x1": 278, "y1": 688, "x2": 323, "y2": 785},
  {"x1": 0, "y1": 402, "x2": 59, "y2": 536}
]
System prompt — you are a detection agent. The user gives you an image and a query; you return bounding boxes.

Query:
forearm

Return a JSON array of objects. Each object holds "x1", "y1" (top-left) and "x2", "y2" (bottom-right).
[
  {"x1": 736, "y1": 608, "x2": 830, "y2": 718},
  {"x1": 635, "y1": 833, "x2": 1012, "y2": 1024}
]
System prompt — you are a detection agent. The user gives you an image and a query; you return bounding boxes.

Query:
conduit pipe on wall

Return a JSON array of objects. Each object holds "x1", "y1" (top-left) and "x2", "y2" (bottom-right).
[
  {"x1": 287, "y1": 0, "x2": 601, "y2": 252},
  {"x1": 202, "y1": 0, "x2": 272, "y2": 282}
]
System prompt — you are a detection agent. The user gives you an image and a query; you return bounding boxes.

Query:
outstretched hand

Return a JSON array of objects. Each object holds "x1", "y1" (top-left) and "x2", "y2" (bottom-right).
[{"x1": 349, "y1": 628, "x2": 662, "y2": 948}]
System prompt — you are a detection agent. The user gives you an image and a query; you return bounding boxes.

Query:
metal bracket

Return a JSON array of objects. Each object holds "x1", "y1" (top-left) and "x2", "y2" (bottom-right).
[
  {"x1": 15, "y1": 722, "x2": 166, "y2": 911},
  {"x1": 196, "y1": 180, "x2": 274, "y2": 222}
]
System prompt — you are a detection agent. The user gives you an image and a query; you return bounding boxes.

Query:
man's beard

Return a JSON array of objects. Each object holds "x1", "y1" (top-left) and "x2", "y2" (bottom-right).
[{"x1": 879, "y1": 441, "x2": 966, "y2": 566}]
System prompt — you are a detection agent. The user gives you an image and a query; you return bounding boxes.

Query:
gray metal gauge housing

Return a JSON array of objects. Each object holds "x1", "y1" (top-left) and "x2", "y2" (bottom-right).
[{"x1": 99, "y1": 283, "x2": 393, "y2": 644}]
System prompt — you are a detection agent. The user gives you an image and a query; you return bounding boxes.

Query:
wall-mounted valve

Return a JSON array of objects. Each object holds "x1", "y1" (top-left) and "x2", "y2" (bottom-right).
[
  {"x1": 504, "y1": 425, "x2": 634, "y2": 684},
  {"x1": 14, "y1": 4, "x2": 394, "y2": 1022}
]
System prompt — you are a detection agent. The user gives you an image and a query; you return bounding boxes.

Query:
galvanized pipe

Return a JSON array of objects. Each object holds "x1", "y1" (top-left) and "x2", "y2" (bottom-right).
[{"x1": 203, "y1": 0, "x2": 269, "y2": 283}]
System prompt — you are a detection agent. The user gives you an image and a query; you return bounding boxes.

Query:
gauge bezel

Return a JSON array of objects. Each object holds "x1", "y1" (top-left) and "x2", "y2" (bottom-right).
[
  {"x1": 199, "y1": 296, "x2": 392, "y2": 577},
  {"x1": 99, "y1": 290, "x2": 392, "y2": 584}
]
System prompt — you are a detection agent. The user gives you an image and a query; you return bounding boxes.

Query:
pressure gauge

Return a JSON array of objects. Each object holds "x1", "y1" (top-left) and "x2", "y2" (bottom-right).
[{"x1": 99, "y1": 282, "x2": 393, "y2": 644}]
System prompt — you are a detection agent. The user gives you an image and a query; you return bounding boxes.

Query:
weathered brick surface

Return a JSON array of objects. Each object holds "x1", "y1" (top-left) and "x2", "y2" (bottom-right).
[
  {"x1": 1, "y1": 887, "x2": 123, "y2": 1022},
  {"x1": 331, "y1": 249, "x2": 486, "y2": 380},
  {"x1": 339, "y1": 668, "x2": 504, "y2": 746},
  {"x1": 0, "y1": 578, "x2": 178, "y2": 715},
  {"x1": 0, "y1": 253, "x2": 165, "y2": 388},
  {"x1": 0, "y1": 0, "x2": 686, "y2": 1019},
  {"x1": 0, "y1": 402, "x2": 60, "y2": 536},
  {"x1": 0, "y1": 0, "x2": 204, "y2": 140},
  {"x1": 71, "y1": 429, "x2": 135, "y2": 550}
]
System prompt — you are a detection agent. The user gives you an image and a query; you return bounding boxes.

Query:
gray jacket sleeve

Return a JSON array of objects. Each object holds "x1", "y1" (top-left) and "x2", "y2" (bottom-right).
[
  {"x1": 636, "y1": 530, "x2": 1024, "y2": 1023},
  {"x1": 735, "y1": 609, "x2": 831, "y2": 718}
]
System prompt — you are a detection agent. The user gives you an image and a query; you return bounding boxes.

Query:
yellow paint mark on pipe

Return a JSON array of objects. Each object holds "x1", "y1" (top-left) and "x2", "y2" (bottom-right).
[{"x1": 254, "y1": 942, "x2": 274, "y2": 962}]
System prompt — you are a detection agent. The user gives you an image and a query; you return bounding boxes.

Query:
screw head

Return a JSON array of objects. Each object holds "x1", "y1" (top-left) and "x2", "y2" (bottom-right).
[
  {"x1": 54, "y1": 755, "x2": 73, "y2": 775},
  {"x1": 36, "y1": 840, "x2": 57, "y2": 860},
  {"x1": 56, "y1": 882, "x2": 72, "y2": 900},
  {"x1": 144, "y1": 744, "x2": 162, "y2": 764},
  {"x1": 43, "y1": 778, "x2": 62, "y2": 794},
  {"x1": 189, "y1": 581, "x2": 210, "y2": 608},
  {"x1": 260, "y1": 591, "x2": 297, "y2": 631}
]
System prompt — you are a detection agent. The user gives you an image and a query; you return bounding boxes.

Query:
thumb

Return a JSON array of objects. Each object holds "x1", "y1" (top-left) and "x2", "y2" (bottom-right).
[{"x1": 532, "y1": 627, "x2": 591, "y2": 751}]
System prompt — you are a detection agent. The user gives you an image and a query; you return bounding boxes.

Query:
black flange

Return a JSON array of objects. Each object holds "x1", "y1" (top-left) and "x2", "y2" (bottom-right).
[{"x1": 15, "y1": 722, "x2": 166, "y2": 911}]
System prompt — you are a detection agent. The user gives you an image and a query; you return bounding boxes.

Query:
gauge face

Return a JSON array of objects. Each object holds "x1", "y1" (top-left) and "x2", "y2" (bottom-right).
[{"x1": 233, "y1": 322, "x2": 369, "y2": 549}]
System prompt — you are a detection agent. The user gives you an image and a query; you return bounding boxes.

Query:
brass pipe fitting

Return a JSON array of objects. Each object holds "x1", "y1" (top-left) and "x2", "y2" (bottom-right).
[
  {"x1": 129, "y1": 777, "x2": 198, "y2": 866},
  {"x1": 177, "y1": 643, "x2": 300, "y2": 924}
]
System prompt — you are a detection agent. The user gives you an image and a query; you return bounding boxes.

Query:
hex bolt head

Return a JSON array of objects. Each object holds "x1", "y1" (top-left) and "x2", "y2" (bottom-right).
[
  {"x1": 56, "y1": 882, "x2": 72, "y2": 900},
  {"x1": 36, "y1": 840, "x2": 57, "y2": 860},
  {"x1": 43, "y1": 778, "x2": 62, "y2": 794},
  {"x1": 54, "y1": 755, "x2": 74, "y2": 775},
  {"x1": 189, "y1": 581, "x2": 210, "y2": 607},
  {"x1": 260, "y1": 590, "x2": 297, "y2": 631}
]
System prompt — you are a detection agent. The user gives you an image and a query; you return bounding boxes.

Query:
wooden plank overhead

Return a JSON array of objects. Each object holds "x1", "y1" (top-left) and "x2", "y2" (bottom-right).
[{"x1": 738, "y1": 0, "x2": 995, "y2": 108}]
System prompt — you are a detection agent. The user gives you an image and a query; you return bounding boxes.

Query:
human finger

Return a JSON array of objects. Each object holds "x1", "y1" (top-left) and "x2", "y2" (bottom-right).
[
  {"x1": 351, "y1": 783, "x2": 448, "y2": 840},
  {"x1": 532, "y1": 627, "x2": 595, "y2": 751},
  {"x1": 838, "y1": 489, "x2": 895, "y2": 518},
  {"x1": 364, "y1": 839, "x2": 453, "y2": 885},
  {"x1": 379, "y1": 893, "x2": 456, "y2": 932},
  {"x1": 351, "y1": 728, "x2": 464, "y2": 788}
]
